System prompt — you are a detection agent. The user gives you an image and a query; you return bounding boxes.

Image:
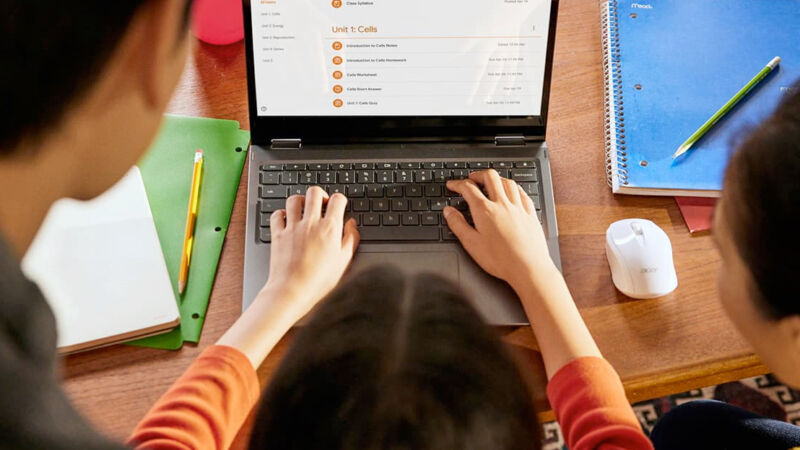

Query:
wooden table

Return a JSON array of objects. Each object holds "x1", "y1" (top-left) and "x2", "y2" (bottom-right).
[{"x1": 62, "y1": 0, "x2": 768, "y2": 446}]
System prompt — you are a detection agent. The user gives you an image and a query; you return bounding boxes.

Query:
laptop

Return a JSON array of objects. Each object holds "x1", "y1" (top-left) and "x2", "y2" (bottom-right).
[{"x1": 241, "y1": 0, "x2": 561, "y2": 325}]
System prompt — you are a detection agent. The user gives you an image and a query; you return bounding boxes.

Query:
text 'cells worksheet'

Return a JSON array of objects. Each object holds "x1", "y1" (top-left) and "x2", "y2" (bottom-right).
[{"x1": 251, "y1": 0, "x2": 552, "y2": 116}]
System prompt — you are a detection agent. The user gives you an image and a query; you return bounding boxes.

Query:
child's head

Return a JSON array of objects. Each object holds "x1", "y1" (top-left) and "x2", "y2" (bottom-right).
[
  {"x1": 249, "y1": 267, "x2": 540, "y2": 450},
  {"x1": 0, "y1": 1, "x2": 192, "y2": 199},
  {"x1": 714, "y1": 81, "x2": 800, "y2": 386}
]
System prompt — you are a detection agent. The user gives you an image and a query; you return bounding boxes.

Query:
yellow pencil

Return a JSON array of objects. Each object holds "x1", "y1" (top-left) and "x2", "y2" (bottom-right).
[{"x1": 178, "y1": 149, "x2": 204, "y2": 295}]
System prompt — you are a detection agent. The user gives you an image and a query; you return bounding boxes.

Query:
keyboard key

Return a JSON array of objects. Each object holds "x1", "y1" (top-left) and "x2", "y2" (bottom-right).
[
  {"x1": 442, "y1": 227, "x2": 458, "y2": 241},
  {"x1": 319, "y1": 171, "x2": 336, "y2": 184},
  {"x1": 259, "y1": 172, "x2": 280, "y2": 185},
  {"x1": 376, "y1": 162, "x2": 396, "y2": 169},
  {"x1": 469, "y1": 161, "x2": 489, "y2": 169},
  {"x1": 338, "y1": 171, "x2": 355, "y2": 184},
  {"x1": 395, "y1": 170, "x2": 413, "y2": 183},
  {"x1": 258, "y1": 227, "x2": 271, "y2": 243},
  {"x1": 382, "y1": 213, "x2": 400, "y2": 226},
  {"x1": 450, "y1": 197, "x2": 468, "y2": 211},
  {"x1": 259, "y1": 186, "x2": 287, "y2": 198},
  {"x1": 359, "y1": 226, "x2": 440, "y2": 241},
  {"x1": 285, "y1": 163, "x2": 306, "y2": 170},
  {"x1": 520, "y1": 183, "x2": 538, "y2": 196},
  {"x1": 357, "y1": 171, "x2": 374, "y2": 183},
  {"x1": 261, "y1": 163, "x2": 282, "y2": 171},
  {"x1": 289, "y1": 185, "x2": 308, "y2": 196},
  {"x1": 352, "y1": 199, "x2": 370, "y2": 212},
  {"x1": 496, "y1": 169, "x2": 510, "y2": 178},
  {"x1": 411, "y1": 199, "x2": 428, "y2": 211},
  {"x1": 511, "y1": 169, "x2": 538, "y2": 182},
  {"x1": 425, "y1": 184, "x2": 442, "y2": 197},
  {"x1": 347, "y1": 185, "x2": 365, "y2": 197},
  {"x1": 372, "y1": 199, "x2": 389, "y2": 211},
  {"x1": 377, "y1": 170, "x2": 393, "y2": 183},
  {"x1": 259, "y1": 212, "x2": 271, "y2": 227},
  {"x1": 430, "y1": 198, "x2": 448, "y2": 211},
  {"x1": 363, "y1": 213, "x2": 381, "y2": 226},
  {"x1": 451, "y1": 169, "x2": 470, "y2": 180},
  {"x1": 514, "y1": 161, "x2": 536, "y2": 168},
  {"x1": 300, "y1": 171, "x2": 315, "y2": 184},
  {"x1": 281, "y1": 171, "x2": 299, "y2": 184},
  {"x1": 405, "y1": 185, "x2": 423, "y2": 197},
  {"x1": 445, "y1": 162, "x2": 467, "y2": 169},
  {"x1": 309, "y1": 163, "x2": 328, "y2": 170},
  {"x1": 391, "y1": 199, "x2": 409, "y2": 211},
  {"x1": 415, "y1": 170, "x2": 433, "y2": 182},
  {"x1": 532, "y1": 195, "x2": 542, "y2": 210},
  {"x1": 422, "y1": 162, "x2": 443, "y2": 169},
  {"x1": 433, "y1": 170, "x2": 449, "y2": 182},
  {"x1": 344, "y1": 212, "x2": 361, "y2": 226},
  {"x1": 401, "y1": 213, "x2": 420, "y2": 226},
  {"x1": 259, "y1": 199, "x2": 286, "y2": 213},
  {"x1": 492, "y1": 161, "x2": 513, "y2": 169},
  {"x1": 399, "y1": 162, "x2": 420, "y2": 169},
  {"x1": 367, "y1": 185, "x2": 383, "y2": 197},
  {"x1": 332, "y1": 162, "x2": 353, "y2": 170},
  {"x1": 386, "y1": 186, "x2": 403, "y2": 197},
  {"x1": 329, "y1": 185, "x2": 346, "y2": 195},
  {"x1": 354, "y1": 162, "x2": 374, "y2": 169},
  {"x1": 421, "y1": 212, "x2": 439, "y2": 226}
]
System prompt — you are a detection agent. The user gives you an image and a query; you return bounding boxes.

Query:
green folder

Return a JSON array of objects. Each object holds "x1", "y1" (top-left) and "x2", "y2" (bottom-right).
[{"x1": 129, "y1": 115, "x2": 250, "y2": 350}]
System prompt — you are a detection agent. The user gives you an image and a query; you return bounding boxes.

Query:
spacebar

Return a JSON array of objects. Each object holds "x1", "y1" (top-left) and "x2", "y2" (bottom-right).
[{"x1": 359, "y1": 227, "x2": 441, "y2": 241}]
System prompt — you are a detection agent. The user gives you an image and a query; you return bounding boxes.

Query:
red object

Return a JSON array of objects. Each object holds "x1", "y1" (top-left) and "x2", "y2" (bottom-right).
[
  {"x1": 547, "y1": 357, "x2": 654, "y2": 450},
  {"x1": 192, "y1": 0, "x2": 244, "y2": 45},
  {"x1": 675, "y1": 197, "x2": 717, "y2": 234}
]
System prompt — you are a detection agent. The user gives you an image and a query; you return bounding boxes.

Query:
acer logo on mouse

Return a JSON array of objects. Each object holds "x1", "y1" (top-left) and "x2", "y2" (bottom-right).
[{"x1": 641, "y1": 268, "x2": 658, "y2": 274}]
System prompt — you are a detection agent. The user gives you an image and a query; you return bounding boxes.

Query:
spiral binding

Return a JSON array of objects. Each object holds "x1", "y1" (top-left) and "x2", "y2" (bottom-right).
[{"x1": 600, "y1": 0, "x2": 628, "y2": 188}]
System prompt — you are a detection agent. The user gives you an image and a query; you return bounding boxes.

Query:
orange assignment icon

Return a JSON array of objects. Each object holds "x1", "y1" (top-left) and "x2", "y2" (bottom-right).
[
  {"x1": 333, "y1": 71, "x2": 343, "y2": 79},
  {"x1": 333, "y1": 99, "x2": 344, "y2": 108},
  {"x1": 332, "y1": 0, "x2": 342, "y2": 8},
  {"x1": 333, "y1": 56, "x2": 343, "y2": 65},
  {"x1": 333, "y1": 85, "x2": 343, "y2": 94},
  {"x1": 332, "y1": 41, "x2": 343, "y2": 51}
]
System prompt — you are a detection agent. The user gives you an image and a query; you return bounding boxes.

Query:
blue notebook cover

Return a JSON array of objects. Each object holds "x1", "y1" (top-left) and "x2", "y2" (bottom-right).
[{"x1": 603, "y1": 0, "x2": 800, "y2": 196}]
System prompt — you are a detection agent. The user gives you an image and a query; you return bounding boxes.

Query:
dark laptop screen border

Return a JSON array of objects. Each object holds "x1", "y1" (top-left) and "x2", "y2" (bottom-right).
[{"x1": 242, "y1": 0, "x2": 559, "y2": 145}]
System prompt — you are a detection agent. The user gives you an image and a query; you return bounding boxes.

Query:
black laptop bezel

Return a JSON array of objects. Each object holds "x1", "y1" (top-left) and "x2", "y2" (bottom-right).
[{"x1": 242, "y1": 0, "x2": 559, "y2": 145}]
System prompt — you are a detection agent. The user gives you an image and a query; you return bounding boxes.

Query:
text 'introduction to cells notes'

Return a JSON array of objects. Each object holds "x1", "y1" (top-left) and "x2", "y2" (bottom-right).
[{"x1": 251, "y1": 0, "x2": 552, "y2": 117}]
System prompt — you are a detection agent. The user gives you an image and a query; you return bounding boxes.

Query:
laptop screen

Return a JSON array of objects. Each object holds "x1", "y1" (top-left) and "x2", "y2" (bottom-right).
[{"x1": 249, "y1": 0, "x2": 553, "y2": 118}]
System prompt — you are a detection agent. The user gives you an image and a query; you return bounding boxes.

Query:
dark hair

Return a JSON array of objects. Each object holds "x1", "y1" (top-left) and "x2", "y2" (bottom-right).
[
  {"x1": 249, "y1": 267, "x2": 541, "y2": 450},
  {"x1": 0, "y1": 1, "x2": 193, "y2": 153},
  {"x1": 723, "y1": 81, "x2": 800, "y2": 319}
]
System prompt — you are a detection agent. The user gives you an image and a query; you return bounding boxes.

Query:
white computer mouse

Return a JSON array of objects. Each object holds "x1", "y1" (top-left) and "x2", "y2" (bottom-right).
[{"x1": 605, "y1": 219, "x2": 678, "y2": 299}]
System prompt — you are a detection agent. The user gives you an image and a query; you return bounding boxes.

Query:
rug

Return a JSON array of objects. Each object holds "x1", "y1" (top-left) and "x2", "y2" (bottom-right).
[{"x1": 541, "y1": 374, "x2": 800, "y2": 449}]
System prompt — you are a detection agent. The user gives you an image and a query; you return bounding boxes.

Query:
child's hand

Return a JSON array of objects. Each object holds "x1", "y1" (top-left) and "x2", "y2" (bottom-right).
[
  {"x1": 262, "y1": 187, "x2": 360, "y2": 317},
  {"x1": 445, "y1": 170, "x2": 556, "y2": 291}
]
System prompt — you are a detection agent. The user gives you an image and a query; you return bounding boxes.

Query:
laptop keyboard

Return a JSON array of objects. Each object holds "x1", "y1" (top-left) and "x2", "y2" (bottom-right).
[{"x1": 255, "y1": 161, "x2": 542, "y2": 243}]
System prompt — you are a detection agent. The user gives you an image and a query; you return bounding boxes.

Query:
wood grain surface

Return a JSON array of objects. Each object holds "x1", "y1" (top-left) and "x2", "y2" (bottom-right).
[{"x1": 61, "y1": 0, "x2": 768, "y2": 446}]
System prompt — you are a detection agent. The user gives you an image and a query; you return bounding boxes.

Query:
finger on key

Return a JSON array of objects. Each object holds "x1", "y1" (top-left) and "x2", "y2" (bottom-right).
[
  {"x1": 325, "y1": 193, "x2": 348, "y2": 224},
  {"x1": 304, "y1": 186, "x2": 329, "y2": 221},
  {"x1": 468, "y1": 169, "x2": 505, "y2": 202},
  {"x1": 446, "y1": 179, "x2": 488, "y2": 211},
  {"x1": 270, "y1": 209, "x2": 287, "y2": 232},
  {"x1": 443, "y1": 206, "x2": 478, "y2": 244},
  {"x1": 518, "y1": 185, "x2": 535, "y2": 215},
  {"x1": 342, "y1": 218, "x2": 361, "y2": 254},
  {"x1": 286, "y1": 195, "x2": 304, "y2": 226},
  {"x1": 503, "y1": 178, "x2": 522, "y2": 205}
]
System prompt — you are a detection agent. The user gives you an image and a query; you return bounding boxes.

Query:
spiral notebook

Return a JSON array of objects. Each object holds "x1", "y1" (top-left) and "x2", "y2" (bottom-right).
[{"x1": 601, "y1": 0, "x2": 800, "y2": 197}]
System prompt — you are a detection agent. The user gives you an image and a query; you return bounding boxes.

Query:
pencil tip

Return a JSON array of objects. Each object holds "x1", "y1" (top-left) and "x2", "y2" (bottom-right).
[
  {"x1": 178, "y1": 281, "x2": 186, "y2": 295},
  {"x1": 673, "y1": 144, "x2": 690, "y2": 159}
]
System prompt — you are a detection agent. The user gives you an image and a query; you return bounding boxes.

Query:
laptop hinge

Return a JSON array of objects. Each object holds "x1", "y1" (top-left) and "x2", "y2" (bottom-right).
[
  {"x1": 494, "y1": 135, "x2": 527, "y2": 147},
  {"x1": 271, "y1": 138, "x2": 302, "y2": 150}
]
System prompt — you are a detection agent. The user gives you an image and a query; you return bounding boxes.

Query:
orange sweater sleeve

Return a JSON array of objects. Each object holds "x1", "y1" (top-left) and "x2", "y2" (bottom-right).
[
  {"x1": 126, "y1": 345, "x2": 260, "y2": 450},
  {"x1": 546, "y1": 357, "x2": 653, "y2": 450}
]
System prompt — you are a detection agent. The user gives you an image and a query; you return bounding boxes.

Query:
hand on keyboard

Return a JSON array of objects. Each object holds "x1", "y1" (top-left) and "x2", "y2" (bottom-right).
[
  {"x1": 263, "y1": 187, "x2": 360, "y2": 317},
  {"x1": 444, "y1": 170, "x2": 555, "y2": 290}
]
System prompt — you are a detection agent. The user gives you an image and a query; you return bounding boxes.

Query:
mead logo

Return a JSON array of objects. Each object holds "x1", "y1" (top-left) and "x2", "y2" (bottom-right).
[{"x1": 631, "y1": 3, "x2": 653, "y2": 9}]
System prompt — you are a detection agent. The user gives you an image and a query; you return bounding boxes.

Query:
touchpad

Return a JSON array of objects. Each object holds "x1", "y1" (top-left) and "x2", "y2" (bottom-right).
[{"x1": 350, "y1": 251, "x2": 460, "y2": 280}]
